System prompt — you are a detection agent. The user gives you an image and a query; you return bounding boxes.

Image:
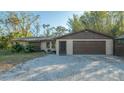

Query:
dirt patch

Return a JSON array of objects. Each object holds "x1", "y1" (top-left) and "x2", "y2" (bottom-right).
[
  {"x1": 0, "y1": 52, "x2": 45, "y2": 73},
  {"x1": 0, "y1": 63, "x2": 14, "y2": 72}
]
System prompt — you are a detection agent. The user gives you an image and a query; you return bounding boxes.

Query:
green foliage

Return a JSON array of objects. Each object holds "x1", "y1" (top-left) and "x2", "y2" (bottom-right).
[
  {"x1": 0, "y1": 30, "x2": 32, "y2": 49},
  {"x1": 24, "y1": 44, "x2": 35, "y2": 53},
  {"x1": 11, "y1": 43, "x2": 36, "y2": 53},
  {"x1": 11, "y1": 43, "x2": 24, "y2": 52},
  {"x1": 42, "y1": 24, "x2": 54, "y2": 37},
  {"x1": 0, "y1": 43, "x2": 4, "y2": 49},
  {"x1": 67, "y1": 14, "x2": 84, "y2": 32},
  {"x1": 0, "y1": 12, "x2": 41, "y2": 50},
  {"x1": 52, "y1": 26, "x2": 68, "y2": 37},
  {"x1": 67, "y1": 11, "x2": 124, "y2": 37}
]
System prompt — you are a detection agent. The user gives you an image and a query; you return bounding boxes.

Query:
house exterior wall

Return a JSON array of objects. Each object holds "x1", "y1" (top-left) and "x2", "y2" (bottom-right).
[
  {"x1": 29, "y1": 42, "x2": 41, "y2": 51},
  {"x1": 40, "y1": 41, "x2": 47, "y2": 51},
  {"x1": 106, "y1": 40, "x2": 113, "y2": 55},
  {"x1": 56, "y1": 40, "x2": 59, "y2": 55},
  {"x1": 40, "y1": 41, "x2": 56, "y2": 52},
  {"x1": 56, "y1": 39, "x2": 113, "y2": 55},
  {"x1": 66, "y1": 40, "x2": 73, "y2": 55}
]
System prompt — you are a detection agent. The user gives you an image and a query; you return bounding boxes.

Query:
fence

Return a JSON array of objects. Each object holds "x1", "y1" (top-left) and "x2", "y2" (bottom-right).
[{"x1": 115, "y1": 40, "x2": 124, "y2": 56}]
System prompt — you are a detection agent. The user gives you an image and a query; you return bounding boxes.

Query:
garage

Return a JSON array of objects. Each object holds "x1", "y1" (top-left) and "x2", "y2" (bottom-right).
[
  {"x1": 56, "y1": 29, "x2": 113, "y2": 55},
  {"x1": 73, "y1": 41, "x2": 105, "y2": 54}
]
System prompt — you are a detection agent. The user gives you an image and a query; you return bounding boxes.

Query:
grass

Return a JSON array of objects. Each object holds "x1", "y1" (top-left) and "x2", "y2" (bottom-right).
[
  {"x1": 0, "y1": 51, "x2": 46, "y2": 65},
  {"x1": 0, "y1": 50, "x2": 46, "y2": 72}
]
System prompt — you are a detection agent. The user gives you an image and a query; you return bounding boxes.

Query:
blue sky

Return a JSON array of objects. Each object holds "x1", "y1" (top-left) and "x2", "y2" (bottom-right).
[
  {"x1": 0, "y1": 11, "x2": 84, "y2": 35},
  {"x1": 38, "y1": 11, "x2": 83, "y2": 28},
  {"x1": 31, "y1": 11, "x2": 84, "y2": 35}
]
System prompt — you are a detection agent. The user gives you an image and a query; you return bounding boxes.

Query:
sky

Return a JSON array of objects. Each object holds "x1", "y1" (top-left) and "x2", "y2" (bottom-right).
[
  {"x1": 0, "y1": 11, "x2": 84, "y2": 35},
  {"x1": 38, "y1": 11, "x2": 83, "y2": 28},
  {"x1": 37, "y1": 11, "x2": 84, "y2": 35}
]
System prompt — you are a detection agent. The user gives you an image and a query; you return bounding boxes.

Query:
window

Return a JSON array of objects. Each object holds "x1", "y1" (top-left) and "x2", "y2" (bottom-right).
[{"x1": 46, "y1": 42, "x2": 50, "y2": 48}]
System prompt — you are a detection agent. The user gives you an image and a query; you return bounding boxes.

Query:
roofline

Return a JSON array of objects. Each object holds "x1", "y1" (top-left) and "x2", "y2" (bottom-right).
[
  {"x1": 14, "y1": 39, "x2": 53, "y2": 42},
  {"x1": 55, "y1": 29, "x2": 114, "y2": 39},
  {"x1": 115, "y1": 38, "x2": 124, "y2": 40},
  {"x1": 13, "y1": 37, "x2": 54, "y2": 42},
  {"x1": 115, "y1": 35, "x2": 124, "y2": 40}
]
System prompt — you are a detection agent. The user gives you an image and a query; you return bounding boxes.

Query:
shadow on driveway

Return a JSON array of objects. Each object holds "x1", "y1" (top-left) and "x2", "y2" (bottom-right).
[{"x1": 0, "y1": 55, "x2": 124, "y2": 81}]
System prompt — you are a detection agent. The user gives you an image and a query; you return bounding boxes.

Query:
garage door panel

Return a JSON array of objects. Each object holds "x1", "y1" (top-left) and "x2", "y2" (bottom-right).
[{"x1": 73, "y1": 41, "x2": 105, "y2": 54}]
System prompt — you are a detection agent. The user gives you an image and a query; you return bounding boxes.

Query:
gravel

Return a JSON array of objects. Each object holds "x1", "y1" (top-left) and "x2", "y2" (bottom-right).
[{"x1": 0, "y1": 54, "x2": 124, "y2": 81}]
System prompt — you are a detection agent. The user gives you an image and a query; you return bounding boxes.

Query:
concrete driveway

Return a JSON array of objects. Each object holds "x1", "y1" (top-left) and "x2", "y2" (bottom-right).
[{"x1": 0, "y1": 55, "x2": 124, "y2": 81}]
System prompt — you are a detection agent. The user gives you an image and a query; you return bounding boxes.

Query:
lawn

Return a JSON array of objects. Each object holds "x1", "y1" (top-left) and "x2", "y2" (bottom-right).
[{"x1": 0, "y1": 50, "x2": 45, "y2": 73}]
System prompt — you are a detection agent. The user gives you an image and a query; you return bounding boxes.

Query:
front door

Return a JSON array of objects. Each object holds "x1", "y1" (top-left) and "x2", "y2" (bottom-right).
[{"x1": 59, "y1": 41, "x2": 66, "y2": 55}]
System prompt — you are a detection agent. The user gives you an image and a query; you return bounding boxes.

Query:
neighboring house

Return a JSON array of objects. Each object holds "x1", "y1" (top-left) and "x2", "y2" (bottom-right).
[
  {"x1": 14, "y1": 37, "x2": 56, "y2": 52},
  {"x1": 115, "y1": 35, "x2": 124, "y2": 56},
  {"x1": 56, "y1": 29, "x2": 113, "y2": 55}
]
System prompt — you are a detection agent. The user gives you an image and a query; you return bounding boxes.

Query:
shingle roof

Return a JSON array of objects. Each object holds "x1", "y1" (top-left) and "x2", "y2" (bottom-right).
[
  {"x1": 56, "y1": 29, "x2": 113, "y2": 39},
  {"x1": 14, "y1": 37, "x2": 54, "y2": 42}
]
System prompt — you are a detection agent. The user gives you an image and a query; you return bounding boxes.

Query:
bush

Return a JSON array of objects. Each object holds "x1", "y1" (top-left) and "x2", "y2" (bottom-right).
[
  {"x1": 41, "y1": 50, "x2": 46, "y2": 53},
  {"x1": 24, "y1": 44, "x2": 35, "y2": 53},
  {"x1": 11, "y1": 43, "x2": 24, "y2": 52},
  {"x1": 47, "y1": 49, "x2": 51, "y2": 53},
  {"x1": 0, "y1": 43, "x2": 4, "y2": 49},
  {"x1": 52, "y1": 50, "x2": 56, "y2": 54}
]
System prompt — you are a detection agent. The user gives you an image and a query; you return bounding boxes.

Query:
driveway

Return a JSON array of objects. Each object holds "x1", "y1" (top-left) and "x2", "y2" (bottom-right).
[{"x1": 0, "y1": 55, "x2": 124, "y2": 81}]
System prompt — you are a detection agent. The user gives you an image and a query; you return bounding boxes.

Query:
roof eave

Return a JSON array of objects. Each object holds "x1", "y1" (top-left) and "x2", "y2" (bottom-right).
[{"x1": 55, "y1": 29, "x2": 114, "y2": 39}]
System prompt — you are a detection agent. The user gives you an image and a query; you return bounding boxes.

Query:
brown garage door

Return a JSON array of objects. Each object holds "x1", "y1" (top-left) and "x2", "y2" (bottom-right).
[{"x1": 73, "y1": 41, "x2": 105, "y2": 54}]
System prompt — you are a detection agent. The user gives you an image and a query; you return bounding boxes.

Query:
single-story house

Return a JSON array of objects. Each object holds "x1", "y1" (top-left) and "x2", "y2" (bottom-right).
[
  {"x1": 14, "y1": 37, "x2": 56, "y2": 52},
  {"x1": 14, "y1": 29, "x2": 114, "y2": 55},
  {"x1": 56, "y1": 29, "x2": 113, "y2": 55},
  {"x1": 115, "y1": 35, "x2": 124, "y2": 56}
]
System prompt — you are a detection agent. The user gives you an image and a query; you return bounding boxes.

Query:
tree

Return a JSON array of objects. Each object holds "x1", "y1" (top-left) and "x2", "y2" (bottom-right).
[
  {"x1": 42, "y1": 24, "x2": 54, "y2": 37},
  {"x1": 67, "y1": 11, "x2": 124, "y2": 37},
  {"x1": 0, "y1": 12, "x2": 41, "y2": 49},
  {"x1": 0, "y1": 12, "x2": 41, "y2": 37},
  {"x1": 52, "y1": 26, "x2": 68, "y2": 37},
  {"x1": 67, "y1": 14, "x2": 84, "y2": 32}
]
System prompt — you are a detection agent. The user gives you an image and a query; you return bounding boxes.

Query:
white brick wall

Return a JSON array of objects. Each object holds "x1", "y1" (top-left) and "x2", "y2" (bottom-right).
[
  {"x1": 106, "y1": 40, "x2": 113, "y2": 55},
  {"x1": 66, "y1": 40, "x2": 73, "y2": 55},
  {"x1": 41, "y1": 42, "x2": 47, "y2": 51},
  {"x1": 56, "y1": 40, "x2": 59, "y2": 55}
]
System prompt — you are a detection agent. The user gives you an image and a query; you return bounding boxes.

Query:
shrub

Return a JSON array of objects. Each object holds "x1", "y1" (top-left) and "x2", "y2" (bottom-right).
[
  {"x1": 41, "y1": 50, "x2": 46, "y2": 53},
  {"x1": 0, "y1": 43, "x2": 4, "y2": 49},
  {"x1": 47, "y1": 49, "x2": 51, "y2": 53},
  {"x1": 11, "y1": 43, "x2": 24, "y2": 52},
  {"x1": 24, "y1": 44, "x2": 35, "y2": 53}
]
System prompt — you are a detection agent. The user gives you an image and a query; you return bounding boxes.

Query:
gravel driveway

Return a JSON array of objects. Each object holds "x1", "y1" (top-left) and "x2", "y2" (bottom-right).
[{"x1": 0, "y1": 54, "x2": 124, "y2": 81}]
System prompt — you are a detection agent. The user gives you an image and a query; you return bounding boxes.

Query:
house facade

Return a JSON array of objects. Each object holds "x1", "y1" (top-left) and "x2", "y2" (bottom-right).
[
  {"x1": 56, "y1": 29, "x2": 113, "y2": 55},
  {"x1": 14, "y1": 37, "x2": 56, "y2": 52},
  {"x1": 15, "y1": 29, "x2": 114, "y2": 55}
]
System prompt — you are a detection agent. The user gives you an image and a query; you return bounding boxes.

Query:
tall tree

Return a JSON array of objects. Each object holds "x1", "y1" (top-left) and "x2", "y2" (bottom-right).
[
  {"x1": 42, "y1": 24, "x2": 54, "y2": 37},
  {"x1": 0, "y1": 12, "x2": 41, "y2": 37},
  {"x1": 52, "y1": 26, "x2": 68, "y2": 37},
  {"x1": 0, "y1": 12, "x2": 41, "y2": 49},
  {"x1": 68, "y1": 11, "x2": 124, "y2": 37},
  {"x1": 67, "y1": 14, "x2": 84, "y2": 32}
]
